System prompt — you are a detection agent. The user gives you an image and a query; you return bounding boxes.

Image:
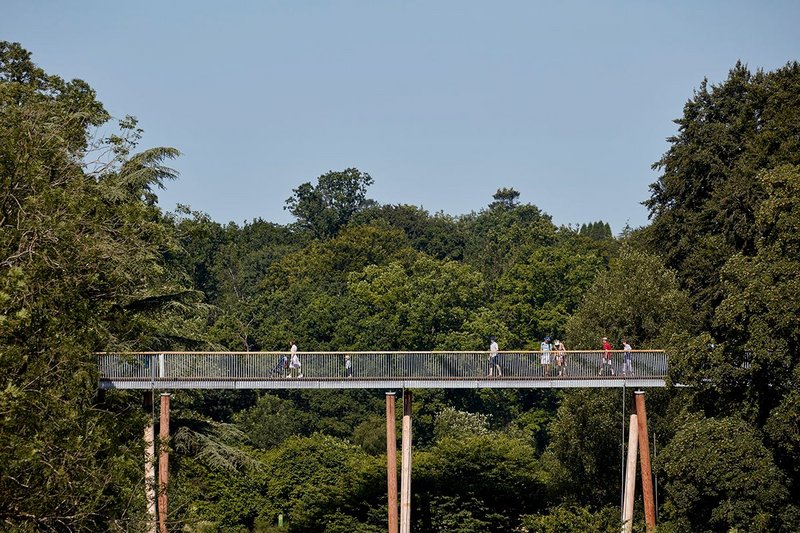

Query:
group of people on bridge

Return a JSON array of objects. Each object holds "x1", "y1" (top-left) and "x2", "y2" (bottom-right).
[
  {"x1": 490, "y1": 335, "x2": 634, "y2": 378},
  {"x1": 275, "y1": 337, "x2": 636, "y2": 379}
]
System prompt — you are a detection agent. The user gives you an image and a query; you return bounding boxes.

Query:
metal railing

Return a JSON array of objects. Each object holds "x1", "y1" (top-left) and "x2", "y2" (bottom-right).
[{"x1": 98, "y1": 350, "x2": 667, "y2": 382}]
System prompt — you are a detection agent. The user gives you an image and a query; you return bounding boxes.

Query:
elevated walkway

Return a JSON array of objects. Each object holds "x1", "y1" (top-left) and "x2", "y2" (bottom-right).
[{"x1": 98, "y1": 350, "x2": 667, "y2": 389}]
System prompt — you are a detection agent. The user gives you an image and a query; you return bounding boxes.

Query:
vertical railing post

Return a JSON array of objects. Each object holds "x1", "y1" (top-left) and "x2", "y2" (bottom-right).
[
  {"x1": 386, "y1": 393, "x2": 399, "y2": 533},
  {"x1": 635, "y1": 391, "x2": 656, "y2": 532}
]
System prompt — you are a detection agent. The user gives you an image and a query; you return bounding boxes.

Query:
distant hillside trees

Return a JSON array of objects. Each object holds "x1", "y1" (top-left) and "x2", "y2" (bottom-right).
[{"x1": 579, "y1": 220, "x2": 612, "y2": 241}]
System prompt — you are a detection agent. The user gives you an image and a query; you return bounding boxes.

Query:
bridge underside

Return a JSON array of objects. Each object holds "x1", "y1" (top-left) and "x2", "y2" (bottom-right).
[{"x1": 101, "y1": 377, "x2": 666, "y2": 390}]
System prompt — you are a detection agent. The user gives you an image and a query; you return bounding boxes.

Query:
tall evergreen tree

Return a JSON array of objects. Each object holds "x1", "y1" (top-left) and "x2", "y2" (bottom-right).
[{"x1": 643, "y1": 61, "x2": 800, "y2": 325}]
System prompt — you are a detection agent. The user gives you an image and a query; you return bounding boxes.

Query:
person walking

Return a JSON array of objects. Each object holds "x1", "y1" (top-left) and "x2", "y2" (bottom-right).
[
  {"x1": 488, "y1": 337, "x2": 502, "y2": 376},
  {"x1": 345, "y1": 354, "x2": 353, "y2": 378},
  {"x1": 622, "y1": 339, "x2": 633, "y2": 376},
  {"x1": 540, "y1": 336, "x2": 553, "y2": 376},
  {"x1": 554, "y1": 340, "x2": 567, "y2": 377},
  {"x1": 289, "y1": 341, "x2": 302, "y2": 378},
  {"x1": 600, "y1": 337, "x2": 615, "y2": 376}
]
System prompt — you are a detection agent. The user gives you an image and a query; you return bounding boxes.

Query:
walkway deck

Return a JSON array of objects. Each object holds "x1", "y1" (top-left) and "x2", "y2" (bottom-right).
[{"x1": 98, "y1": 351, "x2": 667, "y2": 389}]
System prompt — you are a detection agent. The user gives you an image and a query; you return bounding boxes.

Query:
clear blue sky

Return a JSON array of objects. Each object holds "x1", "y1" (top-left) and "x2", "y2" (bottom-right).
[{"x1": 4, "y1": 1, "x2": 799, "y2": 233}]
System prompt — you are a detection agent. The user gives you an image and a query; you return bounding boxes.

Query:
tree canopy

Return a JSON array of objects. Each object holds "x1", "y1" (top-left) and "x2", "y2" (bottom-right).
[{"x1": 2, "y1": 43, "x2": 799, "y2": 532}]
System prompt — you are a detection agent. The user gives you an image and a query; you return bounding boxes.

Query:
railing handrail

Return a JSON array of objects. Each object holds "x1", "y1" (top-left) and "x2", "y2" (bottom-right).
[{"x1": 96, "y1": 349, "x2": 665, "y2": 355}]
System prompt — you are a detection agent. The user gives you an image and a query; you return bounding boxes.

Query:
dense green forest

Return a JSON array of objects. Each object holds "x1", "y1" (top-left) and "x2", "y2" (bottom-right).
[{"x1": 1, "y1": 41, "x2": 799, "y2": 532}]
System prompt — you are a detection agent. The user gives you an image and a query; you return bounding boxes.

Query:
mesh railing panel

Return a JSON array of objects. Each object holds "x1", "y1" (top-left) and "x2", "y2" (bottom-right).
[{"x1": 98, "y1": 351, "x2": 667, "y2": 381}]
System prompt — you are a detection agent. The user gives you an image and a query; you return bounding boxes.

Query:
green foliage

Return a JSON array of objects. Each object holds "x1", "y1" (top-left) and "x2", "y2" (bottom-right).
[
  {"x1": 352, "y1": 204, "x2": 466, "y2": 260},
  {"x1": 0, "y1": 41, "x2": 203, "y2": 530},
  {"x1": 284, "y1": 168, "x2": 376, "y2": 239},
  {"x1": 657, "y1": 416, "x2": 790, "y2": 532},
  {"x1": 764, "y1": 383, "x2": 800, "y2": 488},
  {"x1": 415, "y1": 434, "x2": 546, "y2": 532},
  {"x1": 254, "y1": 222, "x2": 410, "y2": 350},
  {"x1": 520, "y1": 504, "x2": 622, "y2": 533},
  {"x1": 543, "y1": 390, "x2": 623, "y2": 506},
  {"x1": 433, "y1": 406, "x2": 490, "y2": 441},
  {"x1": 566, "y1": 246, "x2": 693, "y2": 349},
  {"x1": 172, "y1": 456, "x2": 268, "y2": 531},
  {"x1": 169, "y1": 413, "x2": 269, "y2": 531},
  {"x1": 346, "y1": 252, "x2": 486, "y2": 350},
  {"x1": 461, "y1": 195, "x2": 558, "y2": 282},
  {"x1": 666, "y1": 166, "x2": 800, "y2": 441},
  {"x1": 713, "y1": 165, "x2": 800, "y2": 393},
  {"x1": 174, "y1": 208, "x2": 303, "y2": 351},
  {"x1": 643, "y1": 61, "x2": 800, "y2": 324},
  {"x1": 260, "y1": 434, "x2": 385, "y2": 532},
  {"x1": 489, "y1": 187, "x2": 521, "y2": 210},
  {"x1": 495, "y1": 246, "x2": 605, "y2": 347},
  {"x1": 579, "y1": 221, "x2": 613, "y2": 241},
  {"x1": 234, "y1": 393, "x2": 314, "y2": 449},
  {"x1": 351, "y1": 415, "x2": 388, "y2": 455}
]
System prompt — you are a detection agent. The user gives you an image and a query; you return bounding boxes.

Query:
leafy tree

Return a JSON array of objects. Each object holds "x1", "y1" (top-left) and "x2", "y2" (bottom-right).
[
  {"x1": 461, "y1": 194, "x2": 558, "y2": 282},
  {"x1": 170, "y1": 417, "x2": 267, "y2": 531},
  {"x1": 172, "y1": 206, "x2": 227, "y2": 300},
  {"x1": 495, "y1": 246, "x2": 605, "y2": 347},
  {"x1": 668, "y1": 165, "x2": 800, "y2": 506},
  {"x1": 489, "y1": 187, "x2": 521, "y2": 210},
  {"x1": 285, "y1": 168, "x2": 376, "y2": 239},
  {"x1": 657, "y1": 416, "x2": 792, "y2": 532},
  {"x1": 346, "y1": 252, "x2": 486, "y2": 350},
  {"x1": 351, "y1": 414, "x2": 388, "y2": 455},
  {"x1": 579, "y1": 221, "x2": 613, "y2": 241},
  {"x1": 642, "y1": 61, "x2": 800, "y2": 325},
  {"x1": 433, "y1": 406, "x2": 490, "y2": 441},
  {"x1": 764, "y1": 383, "x2": 800, "y2": 499},
  {"x1": 234, "y1": 393, "x2": 313, "y2": 449},
  {"x1": 542, "y1": 390, "x2": 623, "y2": 507},
  {"x1": 352, "y1": 204, "x2": 465, "y2": 260},
  {"x1": 520, "y1": 504, "x2": 622, "y2": 533},
  {"x1": 254, "y1": 222, "x2": 411, "y2": 350},
  {"x1": 414, "y1": 434, "x2": 546, "y2": 532},
  {"x1": 0, "y1": 41, "x2": 201, "y2": 530},
  {"x1": 667, "y1": 166, "x2": 800, "y2": 423},
  {"x1": 260, "y1": 434, "x2": 386, "y2": 532},
  {"x1": 565, "y1": 246, "x2": 693, "y2": 350}
]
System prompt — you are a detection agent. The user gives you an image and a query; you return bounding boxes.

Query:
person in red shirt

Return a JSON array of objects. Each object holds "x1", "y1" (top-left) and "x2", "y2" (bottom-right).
[{"x1": 601, "y1": 337, "x2": 615, "y2": 376}]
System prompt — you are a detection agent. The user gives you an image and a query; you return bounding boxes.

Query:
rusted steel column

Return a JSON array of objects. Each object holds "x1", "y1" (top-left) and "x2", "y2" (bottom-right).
[
  {"x1": 400, "y1": 391, "x2": 413, "y2": 533},
  {"x1": 635, "y1": 391, "x2": 656, "y2": 531},
  {"x1": 622, "y1": 414, "x2": 639, "y2": 533},
  {"x1": 386, "y1": 393, "x2": 399, "y2": 533},
  {"x1": 158, "y1": 393, "x2": 170, "y2": 533},
  {"x1": 144, "y1": 391, "x2": 157, "y2": 533}
]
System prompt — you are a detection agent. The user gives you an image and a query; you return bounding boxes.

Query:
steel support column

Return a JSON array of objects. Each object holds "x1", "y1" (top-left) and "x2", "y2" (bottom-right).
[
  {"x1": 622, "y1": 414, "x2": 639, "y2": 533},
  {"x1": 386, "y1": 392, "x2": 399, "y2": 533},
  {"x1": 158, "y1": 393, "x2": 170, "y2": 533},
  {"x1": 144, "y1": 391, "x2": 157, "y2": 533},
  {"x1": 635, "y1": 391, "x2": 656, "y2": 531},
  {"x1": 400, "y1": 391, "x2": 413, "y2": 533}
]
